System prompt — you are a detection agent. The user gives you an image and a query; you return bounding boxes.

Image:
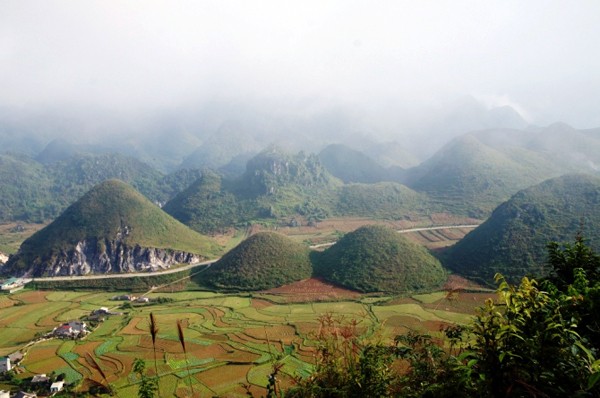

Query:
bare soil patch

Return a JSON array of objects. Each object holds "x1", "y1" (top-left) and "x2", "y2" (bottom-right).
[
  {"x1": 251, "y1": 299, "x2": 273, "y2": 310},
  {"x1": 263, "y1": 278, "x2": 361, "y2": 302}
]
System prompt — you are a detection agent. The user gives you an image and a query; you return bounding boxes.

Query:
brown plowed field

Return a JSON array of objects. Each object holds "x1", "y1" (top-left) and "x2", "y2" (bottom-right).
[{"x1": 263, "y1": 278, "x2": 361, "y2": 302}]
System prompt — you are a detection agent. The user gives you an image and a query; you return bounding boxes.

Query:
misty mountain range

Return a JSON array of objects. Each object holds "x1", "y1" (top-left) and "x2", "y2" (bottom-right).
[{"x1": 0, "y1": 96, "x2": 529, "y2": 173}]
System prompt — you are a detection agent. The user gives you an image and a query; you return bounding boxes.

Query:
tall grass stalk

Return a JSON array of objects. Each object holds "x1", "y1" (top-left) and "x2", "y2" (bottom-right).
[
  {"x1": 86, "y1": 352, "x2": 113, "y2": 396},
  {"x1": 149, "y1": 312, "x2": 161, "y2": 393},
  {"x1": 177, "y1": 319, "x2": 195, "y2": 396}
]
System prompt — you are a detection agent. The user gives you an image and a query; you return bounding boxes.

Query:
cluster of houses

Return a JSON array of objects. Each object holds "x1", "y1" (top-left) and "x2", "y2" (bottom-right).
[
  {"x1": 111, "y1": 294, "x2": 150, "y2": 303},
  {"x1": 52, "y1": 320, "x2": 88, "y2": 339},
  {"x1": 0, "y1": 278, "x2": 30, "y2": 294},
  {"x1": 1, "y1": 352, "x2": 65, "y2": 397}
]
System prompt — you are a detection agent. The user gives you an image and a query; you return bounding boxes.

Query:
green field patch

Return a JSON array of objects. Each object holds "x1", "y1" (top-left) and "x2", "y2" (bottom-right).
[
  {"x1": 312, "y1": 302, "x2": 366, "y2": 315},
  {"x1": 145, "y1": 291, "x2": 224, "y2": 301},
  {"x1": 261, "y1": 305, "x2": 291, "y2": 314},
  {"x1": 169, "y1": 356, "x2": 214, "y2": 371},
  {"x1": 55, "y1": 365, "x2": 83, "y2": 384},
  {"x1": 194, "y1": 297, "x2": 227, "y2": 306},
  {"x1": 92, "y1": 316, "x2": 123, "y2": 337},
  {"x1": 412, "y1": 291, "x2": 447, "y2": 304},
  {"x1": 157, "y1": 374, "x2": 179, "y2": 397},
  {"x1": 95, "y1": 337, "x2": 122, "y2": 356},
  {"x1": 236, "y1": 307, "x2": 287, "y2": 323},
  {"x1": 221, "y1": 296, "x2": 251, "y2": 309},
  {"x1": 0, "y1": 327, "x2": 41, "y2": 349},
  {"x1": 247, "y1": 362, "x2": 272, "y2": 387},
  {"x1": 24, "y1": 354, "x2": 70, "y2": 377},
  {"x1": 195, "y1": 363, "x2": 251, "y2": 395},
  {"x1": 0, "y1": 302, "x2": 60, "y2": 329},
  {"x1": 281, "y1": 355, "x2": 314, "y2": 379},
  {"x1": 57, "y1": 340, "x2": 77, "y2": 355},
  {"x1": 0, "y1": 295, "x2": 15, "y2": 309},
  {"x1": 361, "y1": 296, "x2": 392, "y2": 304},
  {"x1": 288, "y1": 304, "x2": 315, "y2": 315},
  {"x1": 427, "y1": 308, "x2": 473, "y2": 324},
  {"x1": 56, "y1": 308, "x2": 90, "y2": 322},
  {"x1": 372, "y1": 304, "x2": 443, "y2": 322},
  {"x1": 45, "y1": 291, "x2": 91, "y2": 302}
]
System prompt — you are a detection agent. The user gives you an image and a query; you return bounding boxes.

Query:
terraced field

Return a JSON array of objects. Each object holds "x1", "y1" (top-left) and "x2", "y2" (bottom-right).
[{"x1": 0, "y1": 286, "x2": 492, "y2": 397}]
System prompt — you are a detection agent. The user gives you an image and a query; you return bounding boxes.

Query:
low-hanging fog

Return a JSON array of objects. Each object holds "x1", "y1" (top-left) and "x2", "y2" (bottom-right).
[{"x1": 1, "y1": 1, "x2": 599, "y2": 170}]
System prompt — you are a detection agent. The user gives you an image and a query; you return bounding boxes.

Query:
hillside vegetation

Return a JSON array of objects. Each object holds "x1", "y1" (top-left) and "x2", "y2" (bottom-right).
[
  {"x1": 165, "y1": 147, "x2": 431, "y2": 233},
  {"x1": 442, "y1": 173, "x2": 600, "y2": 284},
  {"x1": 404, "y1": 134, "x2": 560, "y2": 217},
  {"x1": 199, "y1": 232, "x2": 312, "y2": 290},
  {"x1": 6, "y1": 179, "x2": 219, "y2": 274},
  {"x1": 0, "y1": 151, "x2": 203, "y2": 223},
  {"x1": 314, "y1": 225, "x2": 446, "y2": 293}
]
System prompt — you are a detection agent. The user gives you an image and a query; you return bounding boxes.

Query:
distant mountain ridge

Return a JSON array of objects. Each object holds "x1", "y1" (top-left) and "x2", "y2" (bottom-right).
[
  {"x1": 0, "y1": 150, "x2": 203, "y2": 223},
  {"x1": 164, "y1": 146, "x2": 431, "y2": 234}
]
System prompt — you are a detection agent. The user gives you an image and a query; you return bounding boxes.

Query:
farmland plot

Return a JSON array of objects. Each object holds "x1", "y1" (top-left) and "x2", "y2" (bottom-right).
[{"x1": 1, "y1": 288, "x2": 489, "y2": 397}]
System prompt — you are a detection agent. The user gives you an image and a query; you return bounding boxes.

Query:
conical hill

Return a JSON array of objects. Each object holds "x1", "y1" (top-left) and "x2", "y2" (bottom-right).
[
  {"x1": 6, "y1": 179, "x2": 219, "y2": 276},
  {"x1": 314, "y1": 225, "x2": 446, "y2": 293},
  {"x1": 199, "y1": 232, "x2": 312, "y2": 291}
]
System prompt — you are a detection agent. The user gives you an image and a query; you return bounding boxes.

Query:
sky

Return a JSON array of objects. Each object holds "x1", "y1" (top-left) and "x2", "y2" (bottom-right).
[{"x1": 1, "y1": 0, "x2": 600, "y2": 128}]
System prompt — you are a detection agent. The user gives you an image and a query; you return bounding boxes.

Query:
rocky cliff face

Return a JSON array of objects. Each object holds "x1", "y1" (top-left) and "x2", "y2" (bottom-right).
[{"x1": 27, "y1": 238, "x2": 201, "y2": 277}]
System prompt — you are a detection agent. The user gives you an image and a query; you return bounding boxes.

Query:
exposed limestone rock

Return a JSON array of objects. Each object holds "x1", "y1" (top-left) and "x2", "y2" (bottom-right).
[{"x1": 27, "y1": 238, "x2": 200, "y2": 277}]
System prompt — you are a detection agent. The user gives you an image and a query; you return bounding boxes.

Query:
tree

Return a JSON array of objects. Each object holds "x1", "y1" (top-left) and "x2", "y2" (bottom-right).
[
  {"x1": 133, "y1": 358, "x2": 158, "y2": 398},
  {"x1": 547, "y1": 233, "x2": 600, "y2": 289},
  {"x1": 468, "y1": 275, "x2": 596, "y2": 397}
]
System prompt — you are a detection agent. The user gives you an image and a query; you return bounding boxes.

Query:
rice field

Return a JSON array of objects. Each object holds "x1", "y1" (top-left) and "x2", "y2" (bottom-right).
[{"x1": 0, "y1": 287, "x2": 491, "y2": 397}]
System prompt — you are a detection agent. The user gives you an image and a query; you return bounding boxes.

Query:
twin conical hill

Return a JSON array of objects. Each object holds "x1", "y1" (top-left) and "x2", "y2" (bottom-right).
[
  {"x1": 442, "y1": 174, "x2": 600, "y2": 284},
  {"x1": 314, "y1": 225, "x2": 446, "y2": 293},
  {"x1": 199, "y1": 232, "x2": 312, "y2": 291},
  {"x1": 6, "y1": 179, "x2": 219, "y2": 276}
]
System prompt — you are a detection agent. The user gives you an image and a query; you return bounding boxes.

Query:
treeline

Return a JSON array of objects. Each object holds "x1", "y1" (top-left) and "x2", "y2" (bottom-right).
[{"x1": 31, "y1": 267, "x2": 196, "y2": 292}]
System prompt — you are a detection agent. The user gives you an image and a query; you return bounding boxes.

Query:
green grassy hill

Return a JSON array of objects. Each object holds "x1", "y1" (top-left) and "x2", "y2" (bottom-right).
[
  {"x1": 313, "y1": 225, "x2": 446, "y2": 294},
  {"x1": 333, "y1": 182, "x2": 429, "y2": 219},
  {"x1": 198, "y1": 232, "x2": 312, "y2": 290},
  {"x1": 165, "y1": 147, "x2": 341, "y2": 232},
  {"x1": 0, "y1": 153, "x2": 54, "y2": 221},
  {"x1": 405, "y1": 134, "x2": 559, "y2": 217},
  {"x1": 162, "y1": 170, "x2": 244, "y2": 234},
  {"x1": 318, "y1": 144, "x2": 392, "y2": 183},
  {"x1": 165, "y1": 147, "x2": 430, "y2": 233},
  {"x1": 442, "y1": 174, "x2": 600, "y2": 284},
  {"x1": 5, "y1": 179, "x2": 220, "y2": 274},
  {"x1": 0, "y1": 151, "x2": 202, "y2": 223}
]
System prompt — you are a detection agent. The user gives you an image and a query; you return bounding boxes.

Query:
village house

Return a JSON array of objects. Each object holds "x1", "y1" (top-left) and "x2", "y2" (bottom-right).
[
  {"x1": 67, "y1": 320, "x2": 87, "y2": 333},
  {"x1": 8, "y1": 351, "x2": 24, "y2": 365},
  {"x1": 112, "y1": 294, "x2": 136, "y2": 301},
  {"x1": 30, "y1": 374, "x2": 49, "y2": 384},
  {"x1": 0, "y1": 357, "x2": 10, "y2": 373},
  {"x1": 50, "y1": 381, "x2": 64, "y2": 393},
  {"x1": 92, "y1": 307, "x2": 110, "y2": 315},
  {"x1": 53, "y1": 320, "x2": 88, "y2": 338},
  {"x1": 0, "y1": 390, "x2": 9, "y2": 398},
  {"x1": 14, "y1": 392, "x2": 37, "y2": 398},
  {"x1": 0, "y1": 277, "x2": 25, "y2": 293},
  {"x1": 53, "y1": 325, "x2": 74, "y2": 338}
]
